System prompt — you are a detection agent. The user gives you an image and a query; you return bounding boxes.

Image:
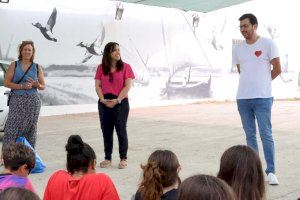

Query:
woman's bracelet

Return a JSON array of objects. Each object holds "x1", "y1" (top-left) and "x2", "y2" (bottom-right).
[{"x1": 20, "y1": 84, "x2": 23, "y2": 90}]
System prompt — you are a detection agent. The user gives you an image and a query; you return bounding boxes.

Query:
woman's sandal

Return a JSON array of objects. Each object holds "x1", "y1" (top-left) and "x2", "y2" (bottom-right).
[
  {"x1": 118, "y1": 159, "x2": 127, "y2": 169},
  {"x1": 100, "y1": 160, "x2": 112, "y2": 168}
]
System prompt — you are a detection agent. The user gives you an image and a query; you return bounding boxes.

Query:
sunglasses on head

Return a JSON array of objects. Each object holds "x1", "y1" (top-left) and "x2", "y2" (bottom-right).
[{"x1": 109, "y1": 72, "x2": 113, "y2": 83}]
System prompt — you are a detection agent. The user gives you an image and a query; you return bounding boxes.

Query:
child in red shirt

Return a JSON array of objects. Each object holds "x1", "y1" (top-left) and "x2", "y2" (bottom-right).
[{"x1": 43, "y1": 135, "x2": 119, "y2": 200}]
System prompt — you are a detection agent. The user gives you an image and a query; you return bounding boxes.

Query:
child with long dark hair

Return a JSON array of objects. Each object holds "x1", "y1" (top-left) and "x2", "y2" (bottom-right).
[
  {"x1": 134, "y1": 150, "x2": 181, "y2": 200},
  {"x1": 0, "y1": 187, "x2": 40, "y2": 200},
  {"x1": 217, "y1": 145, "x2": 265, "y2": 200},
  {"x1": 178, "y1": 174, "x2": 236, "y2": 200}
]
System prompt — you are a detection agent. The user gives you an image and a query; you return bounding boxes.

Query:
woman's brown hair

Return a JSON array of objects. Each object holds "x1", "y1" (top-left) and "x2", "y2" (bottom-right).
[
  {"x1": 217, "y1": 145, "x2": 265, "y2": 200},
  {"x1": 18, "y1": 40, "x2": 35, "y2": 62},
  {"x1": 101, "y1": 42, "x2": 123, "y2": 75},
  {"x1": 178, "y1": 174, "x2": 236, "y2": 200},
  {"x1": 138, "y1": 150, "x2": 180, "y2": 200}
]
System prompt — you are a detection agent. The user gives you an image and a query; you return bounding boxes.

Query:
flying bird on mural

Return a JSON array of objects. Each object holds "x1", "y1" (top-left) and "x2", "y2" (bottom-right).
[
  {"x1": 209, "y1": 15, "x2": 227, "y2": 50},
  {"x1": 32, "y1": 8, "x2": 58, "y2": 42},
  {"x1": 77, "y1": 26, "x2": 105, "y2": 63}
]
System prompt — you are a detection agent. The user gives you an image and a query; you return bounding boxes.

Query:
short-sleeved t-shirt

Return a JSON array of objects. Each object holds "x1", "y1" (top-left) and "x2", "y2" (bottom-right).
[
  {"x1": 94, "y1": 62, "x2": 135, "y2": 97},
  {"x1": 232, "y1": 37, "x2": 279, "y2": 99},
  {"x1": 43, "y1": 170, "x2": 120, "y2": 200},
  {"x1": 0, "y1": 173, "x2": 35, "y2": 192}
]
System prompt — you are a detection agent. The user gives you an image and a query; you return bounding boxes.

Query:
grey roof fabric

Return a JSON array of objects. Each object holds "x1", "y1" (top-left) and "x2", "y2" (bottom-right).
[{"x1": 117, "y1": 0, "x2": 250, "y2": 12}]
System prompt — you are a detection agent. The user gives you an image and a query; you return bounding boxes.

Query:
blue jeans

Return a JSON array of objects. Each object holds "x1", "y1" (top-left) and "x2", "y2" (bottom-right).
[{"x1": 237, "y1": 97, "x2": 275, "y2": 174}]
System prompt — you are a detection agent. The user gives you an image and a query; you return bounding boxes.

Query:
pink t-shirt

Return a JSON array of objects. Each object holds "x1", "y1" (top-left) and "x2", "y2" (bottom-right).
[
  {"x1": 94, "y1": 62, "x2": 135, "y2": 97},
  {"x1": 0, "y1": 174, "x2": 35, "y2": 192}
]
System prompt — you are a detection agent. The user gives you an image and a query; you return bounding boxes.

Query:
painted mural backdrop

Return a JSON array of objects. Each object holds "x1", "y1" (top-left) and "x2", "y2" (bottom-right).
[{"x1": 0, "y1": 0, "x2": 299, "y2": 106}]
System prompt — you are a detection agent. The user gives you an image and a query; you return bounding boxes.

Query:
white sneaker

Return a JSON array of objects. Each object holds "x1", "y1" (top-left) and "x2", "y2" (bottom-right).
[{"x1": 267, "y1": 173, "x2": 279, "y2": 185}]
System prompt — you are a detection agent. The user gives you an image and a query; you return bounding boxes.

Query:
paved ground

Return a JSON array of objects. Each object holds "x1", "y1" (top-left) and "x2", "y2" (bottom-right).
[{"x1": 1, "y1": 101, "x2": 300, "y2": 199}]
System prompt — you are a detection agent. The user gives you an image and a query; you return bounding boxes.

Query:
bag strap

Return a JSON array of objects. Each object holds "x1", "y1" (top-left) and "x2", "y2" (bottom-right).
[
  {"x1": 36, "y1": 63, "x2": 39, "y2": 76},
  {"x1": 15, "y1": 61, "x2": 34, "y2": 84}
]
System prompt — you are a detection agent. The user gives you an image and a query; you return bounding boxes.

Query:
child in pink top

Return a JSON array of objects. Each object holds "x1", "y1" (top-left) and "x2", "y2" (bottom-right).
[
  {"x1": 94, "y1": 42, "x2": 135, "y2": 169},
  {"x1": 0, "y1": 174, "x2": 34, "y2": 192},
  {"x1": 0, "y1": 143, "x2": 35, "y2": 192}
]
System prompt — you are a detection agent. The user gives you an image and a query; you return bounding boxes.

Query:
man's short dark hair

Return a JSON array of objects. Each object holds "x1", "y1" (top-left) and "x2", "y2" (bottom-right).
[{"x1": 239, "y1": 13, "x2": 258, "y2": 25}]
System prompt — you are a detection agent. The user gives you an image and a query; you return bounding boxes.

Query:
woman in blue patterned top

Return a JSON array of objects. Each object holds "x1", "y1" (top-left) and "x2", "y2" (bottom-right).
[{"x1": 2, "y1": 40, "x2": 45, "y2": 152}]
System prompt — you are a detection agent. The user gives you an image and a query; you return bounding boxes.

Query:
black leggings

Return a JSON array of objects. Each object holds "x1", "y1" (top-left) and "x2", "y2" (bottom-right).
[{"x1": 98, "y1": 93, "x2": 129, "y2": 160}]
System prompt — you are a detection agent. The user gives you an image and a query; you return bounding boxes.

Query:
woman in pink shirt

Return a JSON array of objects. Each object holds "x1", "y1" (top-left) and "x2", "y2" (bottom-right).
[{"x1": 95, "y1": 42, "x2": 135, "y2": 169}]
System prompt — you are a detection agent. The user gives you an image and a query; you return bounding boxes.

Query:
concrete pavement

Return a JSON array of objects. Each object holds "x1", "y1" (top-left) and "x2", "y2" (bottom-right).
[{"x1": 1, "y1": 100, "x2": 300, "y2": 199}]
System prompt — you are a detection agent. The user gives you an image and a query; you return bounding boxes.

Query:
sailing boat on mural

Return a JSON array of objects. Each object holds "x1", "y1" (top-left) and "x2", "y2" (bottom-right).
[
  {"x1": 166, "y1": 64, "x2": 211, "y2": 99},
  {"x1": 162, "y1": 14, "x2": 212, "y2": 99}
]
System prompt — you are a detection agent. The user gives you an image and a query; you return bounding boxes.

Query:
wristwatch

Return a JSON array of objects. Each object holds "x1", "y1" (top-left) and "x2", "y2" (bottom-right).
[{"x1": 117, "y1": 98, "x2": 121, "y2": 104}]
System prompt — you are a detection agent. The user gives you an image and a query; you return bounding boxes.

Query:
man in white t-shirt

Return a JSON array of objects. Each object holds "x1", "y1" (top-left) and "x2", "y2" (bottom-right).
[{"x1": 232, "y1": 13, "x2": 281, "y2": 185}]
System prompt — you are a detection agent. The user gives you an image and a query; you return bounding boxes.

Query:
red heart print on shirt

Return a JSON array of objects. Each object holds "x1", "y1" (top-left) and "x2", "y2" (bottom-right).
[{"x1": 255, "y1": 50, "x2": 262, "y2": 57}]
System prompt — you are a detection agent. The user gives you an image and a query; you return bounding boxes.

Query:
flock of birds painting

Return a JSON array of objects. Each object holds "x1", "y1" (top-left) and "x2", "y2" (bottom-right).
[{"x1": 32, "y1": 8, "x2": 105, "y2": 63}]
